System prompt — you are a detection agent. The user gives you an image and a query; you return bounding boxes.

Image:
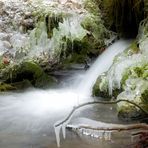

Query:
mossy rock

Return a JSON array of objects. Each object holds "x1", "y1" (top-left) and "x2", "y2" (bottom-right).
[
  {"x1": 11, "y1": 80, "x2": 33, "y2": 90},
  {"x1": 60, "y1": 37, "x2": 96, "y2": 65},
  {"x1": 0, "y1": 82, "x2": 16, "y2": 92},
  {"x1": 118, "y1": 105, "x2": 144, "y2": 121},
  {"x1": 121, "y1": 63, "x2": 148, "y2": 86},
  {"x1": 84, "y1": 0, "x2": 101, "y2": 16},
  {"x1": 117, "y1": 93, "x2": 143, "y2": 121},
  {"x1": 92, "y1": 73, "x2": 110, "y2": 98},
  {"x1": 92, "y1": 72, "x2": 122, "y2": 98},
  {"x1": 2, "y1": 60, "x2": 57, "y2": 88},
  {"x1": 117, "y1": 79, "x2": 148, "y2": 120}
]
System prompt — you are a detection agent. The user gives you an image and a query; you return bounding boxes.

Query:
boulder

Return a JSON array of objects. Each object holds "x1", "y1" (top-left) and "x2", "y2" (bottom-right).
[
  {"x1": 117, "y1": 78, "x2": 148, "y2": 120},
  {"x1": 1, "y1": 60, "x2": 57, "y2": 88}
]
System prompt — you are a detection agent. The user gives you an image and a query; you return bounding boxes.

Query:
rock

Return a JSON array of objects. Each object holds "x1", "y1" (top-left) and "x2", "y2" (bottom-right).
[
  {"x1": 11, "y1": 80, "x2": 32, "y2": 90},
  {"x1": 0, "y1": 82, "x2": 16, "y2": 92},
  {"x1": 117, "y1": 78, "x2": 148, "y2": 120},
  {"x1": 115, "y1": 77, "x2": 147, "y2": 120},
  {"x1": 92, "y1": 20, "x2": 148, "y2": 120},
  {"x1": 3, "y1": 41, "x2": 12, "y2": 49},
  {"x1": 92, "y1": 73, "x2": 110, "y2": 98},
  {"x1": 1, "y1": 60, "x2": 57, "y2": 88},
  {"x1": 21, "y1": 18, "x2": 34, "y2": 30},
  {"x1": 92, "y1": 72, "x2": 122, "y2": 98}
]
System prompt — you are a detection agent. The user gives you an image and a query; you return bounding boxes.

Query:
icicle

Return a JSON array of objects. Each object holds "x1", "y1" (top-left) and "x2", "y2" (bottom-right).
[
  {"x1": 131, "y1": 136, "x2": 134, "y2": 143},
  {"x1": 104, "y1": 131, "x2": 112, "y2": 141},
  {"x1": 62, "y1": 123, "x2": 66, "y2": 139},
  {"x1": 82, "y1": 128, "x2": 87, "y2": 135},
  {"x1": 90, "y1": 130, "x2": 96, "y2": 137},
  {"x1": 54, "y1": 125, "x2": 62, "y2": 147},
  {"x1": 93, "y1": 131, "x2": 99, "y2": 138},
  {"x1": 83, "y1": 129, "x2": 89, "y2": 137},
  {"x1": 100, "y1": 130, "x2": 104, "y2": 139},
  {"x1": 108, "y1": 78, "x2": 113, "y2": 96},
  {"x1": 90, "y1": 130, "x2": 99, "y2": 138},
  {"x1": 108, "y1": 131, "x2": 112, "y2": 141}
]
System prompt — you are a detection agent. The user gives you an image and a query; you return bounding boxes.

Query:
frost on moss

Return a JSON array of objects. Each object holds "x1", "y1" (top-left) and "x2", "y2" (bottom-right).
[
  {"x1": 26, "y1": 0, "x2": 110, "y2": 64},
  {"x1": 92, "y1": 73, "x2": 109, "y2": 98},
  {"x1": 0, "y1": 82, "x2": 16, "y2": 92},
  {"x1": 92, "y1": 22, "x2": 148, "y2": 119},
  {"x1": 117, "y1": 78, "x2": 148, "y2": 120}
]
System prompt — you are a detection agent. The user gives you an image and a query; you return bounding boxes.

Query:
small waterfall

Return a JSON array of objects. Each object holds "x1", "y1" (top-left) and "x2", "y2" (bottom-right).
[
  {"x1": 54, "y1": 39, "x2": 132, "y2": 147},
  {"x1": 77, "y1": 39, "x2": 132, "y2": 97}
]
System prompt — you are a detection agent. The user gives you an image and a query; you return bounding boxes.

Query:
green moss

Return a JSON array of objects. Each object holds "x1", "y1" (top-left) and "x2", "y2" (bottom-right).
[
  {"x1": 141, "y1": 88, "x2": 148, "y2": 104},
  {"x1": 59, "y1": 34, "x2": 103, "y2": 66},
  {"x1": 84, "y1": 0, "x2": 101, "y2": 15},
  {"x1": 121, "y1": 63, "x2": 148, "y2": 86},
  {"x1": 92, "y1": 74, "x2": 110, "y2": 98},
  {"x1": 0, "y1": 56, "x2": 7, "y2": 70},
  {"x1": 0, "y1": 82, "x2": 16, "y2": 92},
  {"x1": 118, "y1": 105, "x2": 143, "y2": 120},
  {"x1": 2, "y1": 60, "x2": 57, "y2": 88},
  {"x1": 82, "y1": 15, "x2": 106, "y2": 40},
  {"x1": 129, "y1": 41, "x2": 140, "y2": 53},
  {"x1": 45, "y1": 15, "x2": 63, "y2": 38}
]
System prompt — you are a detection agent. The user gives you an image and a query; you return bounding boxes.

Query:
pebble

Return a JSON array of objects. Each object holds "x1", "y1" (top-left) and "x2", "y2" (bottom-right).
[{"x1": 3, "y1": 40, "x2": 12, "y2": 49}]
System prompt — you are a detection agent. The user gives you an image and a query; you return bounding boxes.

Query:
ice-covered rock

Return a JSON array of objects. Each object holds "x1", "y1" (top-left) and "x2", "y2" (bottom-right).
[{"x1": 92, "y1": 18, "x2": 148, "y2": 120}]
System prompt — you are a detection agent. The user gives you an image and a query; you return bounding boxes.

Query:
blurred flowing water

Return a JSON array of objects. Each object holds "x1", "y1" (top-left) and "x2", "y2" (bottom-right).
[{"x1": 0, "y1": 40, "x2": 134, "y2": 148}]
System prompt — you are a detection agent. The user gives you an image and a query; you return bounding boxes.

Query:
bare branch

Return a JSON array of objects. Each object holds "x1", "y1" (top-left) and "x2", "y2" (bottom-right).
[{"x1": 55, "y1": 99, "x2": 148, "y2": 127}]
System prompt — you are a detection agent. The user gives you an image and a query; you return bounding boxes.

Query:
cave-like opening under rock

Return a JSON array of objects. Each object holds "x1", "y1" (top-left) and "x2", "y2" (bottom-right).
[{"x1": 103, "y1": 0, "x2": 145, "y2": 38}]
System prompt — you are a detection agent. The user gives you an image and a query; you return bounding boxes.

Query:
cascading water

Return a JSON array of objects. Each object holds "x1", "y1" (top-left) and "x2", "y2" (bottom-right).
[
  {"x1": 0, "y1": 37, "x2": 132, "y2": 147},
  {"x1": 54, "y1": 39, "x2": 132, "y2": 147},
  {"x1": 77, "y1": 39, "x2": 132, "y2": 96}
]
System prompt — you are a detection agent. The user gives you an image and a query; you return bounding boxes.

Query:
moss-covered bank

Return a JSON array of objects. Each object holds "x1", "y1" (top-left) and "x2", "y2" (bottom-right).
[
  {"x1": 93, "y1": 18, "x2": 148, "y2": 120},
  {"x1": 0, "y1": 0, "x2": 112, "y2": 91}
]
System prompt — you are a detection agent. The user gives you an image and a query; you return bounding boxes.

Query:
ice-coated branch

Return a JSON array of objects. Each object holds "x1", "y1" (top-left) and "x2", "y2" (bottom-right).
[
  {"x1": 67, "y1": 122, "x2": 148, "y2": 131},
  {"x1": 55, "y1": 99, "x2": 148, "y2": 127}
]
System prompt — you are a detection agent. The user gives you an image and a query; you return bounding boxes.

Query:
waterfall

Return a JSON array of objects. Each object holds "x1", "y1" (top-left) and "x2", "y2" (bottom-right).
[
  {"x1": 54, "y1": 39, "x2": 132, "y2": 147},
  {"x1": 77, "y1": 39, "x2": 132, "y2": 97}
]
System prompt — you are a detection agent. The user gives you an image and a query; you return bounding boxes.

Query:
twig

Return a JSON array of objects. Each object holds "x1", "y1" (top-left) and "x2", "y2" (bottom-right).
[{"x1": 55, "y1": 99, "x2": 148, "y2": 127}]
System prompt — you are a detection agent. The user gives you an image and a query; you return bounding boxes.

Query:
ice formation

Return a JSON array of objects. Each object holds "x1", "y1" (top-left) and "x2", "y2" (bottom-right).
[
  {"x1": 107, "y1": 54, "x2": 148, "y2": 96},
  {"x1": 54, "y1": 39, "x2": 132, "y2": 147}
]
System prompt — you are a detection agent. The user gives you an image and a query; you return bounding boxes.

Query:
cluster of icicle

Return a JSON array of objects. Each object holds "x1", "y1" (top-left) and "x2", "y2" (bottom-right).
[
  {"x1": 107, "y1": 52, "x2": 148, "y2": 96},
  {"x1": 54, "y1": 116, "x2": 72, "y2": 147},
  {"x1": 107, "y1": 18, "x2": 148, "y2": 96},
  {"x1": 54, "y1": 118, "x2": 112, "y2": 147},
  {"x1": 29, "y1": 13, "x2": 87, "y2": 59},
  {"x1": 67, "y1": 125, "x2": 112, "y2": 140}
]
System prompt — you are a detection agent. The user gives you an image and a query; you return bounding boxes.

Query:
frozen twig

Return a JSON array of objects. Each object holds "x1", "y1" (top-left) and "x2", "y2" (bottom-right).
[{"x1": 55, "y1": 99, "x2": 148, "y2": 127}]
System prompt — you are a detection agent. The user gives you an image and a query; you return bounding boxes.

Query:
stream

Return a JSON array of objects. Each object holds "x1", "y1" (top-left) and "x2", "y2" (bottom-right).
[{"x1": 0, "y1": 40, "x2": 135, "y2": 148}]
